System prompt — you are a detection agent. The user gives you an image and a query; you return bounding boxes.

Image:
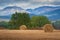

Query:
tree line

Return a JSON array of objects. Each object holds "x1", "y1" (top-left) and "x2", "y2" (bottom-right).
[
  {"x1": 0, "y1": 12, "x2": 51, "y2": 29},
  {"x1": 8, "y1": 12, "x2": 50, "y2": 29}
]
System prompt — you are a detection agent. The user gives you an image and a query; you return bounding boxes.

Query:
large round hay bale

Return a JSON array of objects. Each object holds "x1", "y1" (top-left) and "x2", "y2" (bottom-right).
[
  {"x1": 20, "y1": 25, "x2": 27, "y2": 30},
  {"x1": 43, "y1": 24, "x2": 54, "y2": 32}
]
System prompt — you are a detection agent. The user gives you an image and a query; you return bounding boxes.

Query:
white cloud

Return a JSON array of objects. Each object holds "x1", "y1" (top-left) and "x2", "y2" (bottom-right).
[
  {"x1": 0, "y1": 7, "x2": 27, "y2": 16},
  {"x1": 0, "y1": 11, "x2": 12, "y2": 16},
  {"x1": 44, "y1": 14, "x2": 58, "y2": 17},
  {"x1": 31, "y1": 0, "x2": 54, "y2": 2},
  {"x1": 0, "y1": 18, "x2": 9, "y2": 22},
  {"x1": 5, "y1": 3, "x2": 60, "y2": 9},
  {"x1": 0, "y1": 0, "x2": 60, "y2": 9}
]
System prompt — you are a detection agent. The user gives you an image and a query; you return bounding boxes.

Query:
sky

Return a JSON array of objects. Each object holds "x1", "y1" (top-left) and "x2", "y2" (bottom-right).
[
  {"x1": 0, "y1": 0, "x2": 60, "y2": 21},
  {"x1": 0, "y1": 0, "x2": 60, "y2": 9}
]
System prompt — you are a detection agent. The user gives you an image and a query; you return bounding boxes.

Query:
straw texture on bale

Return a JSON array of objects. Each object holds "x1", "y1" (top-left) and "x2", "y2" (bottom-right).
[
  {"x1": 43, "y1": 24, "x2": 54, "y2": 32},
  {"x1": 20, "y1": 25, "x2": 27, "y2": 30}
]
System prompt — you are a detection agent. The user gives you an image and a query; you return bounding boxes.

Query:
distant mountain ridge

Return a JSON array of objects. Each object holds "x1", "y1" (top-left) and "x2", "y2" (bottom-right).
[
  {"x1": 27, "y1": 6, "x2": 60, "y2": 21},
  {"x1": 3, "y1": 6, "x2": 24, "y2": 11},
  {"x1": 0, "y1": 6, "x2": 60, "y2": 21}
]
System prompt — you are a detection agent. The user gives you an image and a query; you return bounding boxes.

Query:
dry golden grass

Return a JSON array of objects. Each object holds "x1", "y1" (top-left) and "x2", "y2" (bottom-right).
[
  {"x1": 43, "y1": 24, "x2": 54, "y2": 32},
  {"x1": 20, "y1": 25, "x2": 27, "y2": 30},
  {"x1": 0, "y1": 30, "x2": 60, "y2": 40}
]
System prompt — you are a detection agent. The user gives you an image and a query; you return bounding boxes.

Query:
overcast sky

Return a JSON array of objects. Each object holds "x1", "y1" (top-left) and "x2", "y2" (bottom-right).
[{"x1": 0, "y1": 0, "x2": 60, "y2": 9}]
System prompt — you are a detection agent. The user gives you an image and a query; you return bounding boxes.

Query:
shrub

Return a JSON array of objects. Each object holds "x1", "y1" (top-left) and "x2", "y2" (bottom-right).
[
  {"x1": 43, "y1": 24, "x2": 54, "y2": 32},
  {"x1": 20, "y1": 25, "x2": 27, "y2": 30}
]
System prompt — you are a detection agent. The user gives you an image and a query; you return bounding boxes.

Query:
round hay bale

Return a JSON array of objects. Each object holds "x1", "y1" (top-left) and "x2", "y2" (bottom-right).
[
  {"x1": 43, "y1": 24, "x2": 54, "y2": 32},
  {"x1": 20, "y1": 25, "x2": 27, "y2": 30}
]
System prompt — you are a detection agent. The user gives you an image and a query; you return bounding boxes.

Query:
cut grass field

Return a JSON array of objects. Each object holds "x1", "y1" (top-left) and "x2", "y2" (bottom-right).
[{"x1": 0, "y1": 30, "x2": 60, "y2": 40}]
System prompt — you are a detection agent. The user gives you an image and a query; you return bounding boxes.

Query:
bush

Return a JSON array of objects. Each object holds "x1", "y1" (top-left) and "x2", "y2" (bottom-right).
[
  {"x1": 20, "y1": 25, "x2": 27, "y2": 30},
  {"x1": 43, "y1": 24, "x2": 54, "y2": 32}
]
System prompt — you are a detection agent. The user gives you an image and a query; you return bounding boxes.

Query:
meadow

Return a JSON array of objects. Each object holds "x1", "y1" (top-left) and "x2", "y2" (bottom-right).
[{"x1": 0, "y1": 30, "x2": 60, "y2": 40}]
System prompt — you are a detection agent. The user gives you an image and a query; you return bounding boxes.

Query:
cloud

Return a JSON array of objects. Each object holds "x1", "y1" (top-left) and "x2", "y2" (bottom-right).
[
  {"x1": 44, "y1": 14, "x2": 58, "y2": 17},
  {"x1": 0, "y1": 0, "x2": 60, "y2": 9},
  {"x1": 0, "y1": 0, "x2": 30, "y2": 9},
  {"x1": 0, "y1": 18, "x2": 9, "y2": 22},
  {"x1": 0, "y1": 0, "x2": 60, "y2": 21},
  {"x1": 30, "y1": 0, "x2": 60, "y2": 7}
]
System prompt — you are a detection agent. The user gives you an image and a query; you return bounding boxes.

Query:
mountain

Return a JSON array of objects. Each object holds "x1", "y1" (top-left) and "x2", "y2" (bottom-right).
[
  {"x1": 26, "y1": 6, "x2": 60, "y2": 21},
  {"x1": 27, "y1": 6, "x2": 60, "y2": 14},
  {"x1": 0, "y1": 6, "x2": 60, "y2": 21},
  {"x1": 0, "y1": 6, "x2": 24, "y2": 21},
  {"x1": 3, "y1": 6, "x2": 23, "y2": 10},
  {"x1": 47, "y1": 8, "x2": 60, "y2": 21},
  {"x1": 0, "y1": 15, "x2": 10, "y2": 19}
]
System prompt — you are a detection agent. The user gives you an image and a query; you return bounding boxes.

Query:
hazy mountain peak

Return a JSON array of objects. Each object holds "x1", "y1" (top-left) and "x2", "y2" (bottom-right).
[
  {"x1": 0, "y1": 6, "x2": 60, "y2": 21},
  {"x1": 3, "y1": 6, "x2": 24, "y2": 11}
]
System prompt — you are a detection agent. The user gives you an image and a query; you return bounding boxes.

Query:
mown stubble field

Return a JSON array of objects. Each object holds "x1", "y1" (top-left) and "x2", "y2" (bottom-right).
[{"x1": 0, "y1": 30, "x2": 60, "y2": 40}]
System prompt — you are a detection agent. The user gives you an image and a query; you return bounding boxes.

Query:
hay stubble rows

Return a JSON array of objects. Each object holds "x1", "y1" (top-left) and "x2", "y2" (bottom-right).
[{"x1": 0, "y1": 30, "x2": 60, "y2": 40}]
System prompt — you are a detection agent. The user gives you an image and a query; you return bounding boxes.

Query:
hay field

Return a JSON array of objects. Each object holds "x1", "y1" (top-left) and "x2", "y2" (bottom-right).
[{"x1": 0, "y1": 30, "x2": 60, "y2": 40}]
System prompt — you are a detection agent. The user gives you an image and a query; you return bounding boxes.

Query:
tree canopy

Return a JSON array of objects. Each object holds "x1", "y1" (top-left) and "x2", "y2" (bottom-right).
[
  {"x1": 9, "y1": 12, "x2": 30, "y2": 29},
  {"x1": 52, "y1": 20, "x2": 60, "y2": 29},
  {"x1": 31, "y1": 16, "x2": 51, "y2": 28}
]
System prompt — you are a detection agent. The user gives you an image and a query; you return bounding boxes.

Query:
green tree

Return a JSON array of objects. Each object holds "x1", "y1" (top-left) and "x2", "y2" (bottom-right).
[
  {"x1": 0, "y1": 21, "x2": 9, "y2": 29},
  {"x1": 9, "y1": 12, "x2": 30, "y2": 29},
  {"x1": 52, "y1": 20, "x2": 60, "y2": 29},
  {"x1": 31, "y1": 16, "x2": 51, "y2": 28}
]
